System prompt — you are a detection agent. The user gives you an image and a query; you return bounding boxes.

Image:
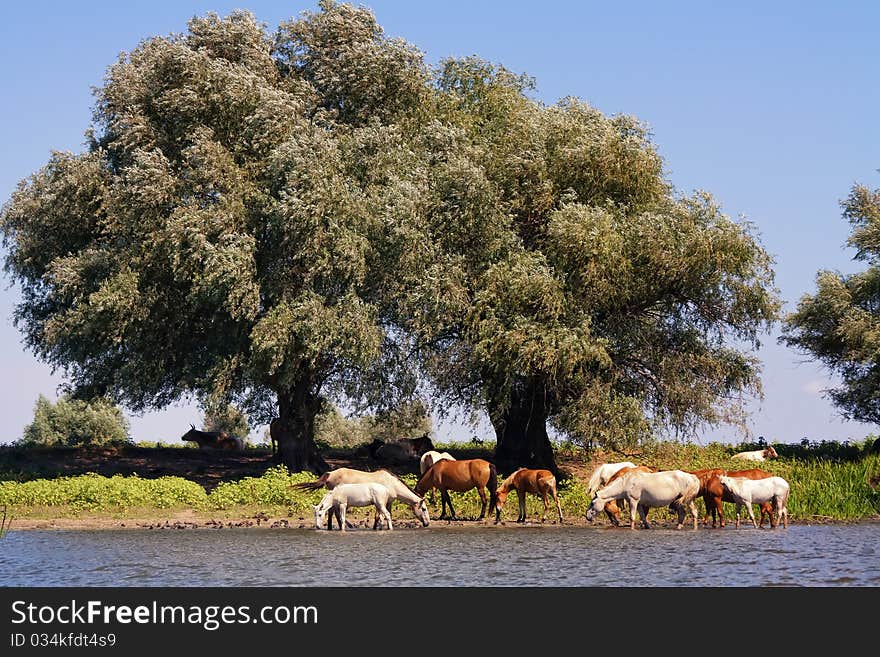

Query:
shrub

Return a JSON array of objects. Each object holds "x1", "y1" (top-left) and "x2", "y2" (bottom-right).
[{"x1": 21, "y1": 395, "x2": 130, "y2": 447}]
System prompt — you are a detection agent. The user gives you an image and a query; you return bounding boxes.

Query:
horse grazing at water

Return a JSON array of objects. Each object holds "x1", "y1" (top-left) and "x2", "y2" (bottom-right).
[
  {"x1": 180, "y1": 424, "x2": 244, "y2": 451},
  {"x1": 494, "y1": 468, "x2": 563, "y2": 524},
  {"x1": 731, "y1": 446, "x2": 778, "y2": 462},
  {"x1": 693, "y1": 468, "x2": 775, "y2": 528},
  {"x1": 414, "y1": 459, "x2": 498, "y2": 521},
  {"x1": 718, "y1": 475, "x2": 790, "y2": 529},
  {"x1": 314, "y1": 482, "x2": 396, "y2": 531},
  {"x1": 586, "y1": 461, "x2": 637, "y2": 496},
  {"x1": 292, "y1": 467, "x2": 430, "y2": 529},
  {"x1": 599, "y1": 465, "x2": 657, "y2": 526},
  {"x1": 586, "y1": 469, "x2": 701, "y2": 530}
]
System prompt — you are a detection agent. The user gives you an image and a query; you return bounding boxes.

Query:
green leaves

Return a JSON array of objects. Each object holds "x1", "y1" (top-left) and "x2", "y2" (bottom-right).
[{"x1": 783, "y1": 184, "x2": 880, "y2": 426}]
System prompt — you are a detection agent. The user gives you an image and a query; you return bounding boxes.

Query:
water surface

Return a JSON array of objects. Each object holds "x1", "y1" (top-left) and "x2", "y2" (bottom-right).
[{"x1": 2, "y1": 522, "x2": 878, "y2": 587}]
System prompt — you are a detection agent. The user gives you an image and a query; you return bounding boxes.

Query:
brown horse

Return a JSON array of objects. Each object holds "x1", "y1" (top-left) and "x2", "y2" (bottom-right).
[
  {"x1": 493, "y1": 468, "x2": 563, "y2": 524},
  {"x1": 180, "y1": 424, "x2": 244, "y2": 451},
  {"x1": 600, "y1": 465, "x2": 657, "y2": 525},
  {"x1": 690, "y1": 467, "x2": 775, "y2": 528},
  {"x1": 414, "y1": 459, "x2": 498, "y2": 520}
]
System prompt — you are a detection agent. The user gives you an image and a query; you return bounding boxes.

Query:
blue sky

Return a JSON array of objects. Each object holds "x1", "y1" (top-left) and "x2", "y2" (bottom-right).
[{"x1": 1, "y1": 1, "x2": 878, "y2": 446}]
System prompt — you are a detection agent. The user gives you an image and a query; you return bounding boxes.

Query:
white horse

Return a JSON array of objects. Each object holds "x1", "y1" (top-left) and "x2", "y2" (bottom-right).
[
  {"x1": 731, "y1": 446, "x2": 778, "y2": 462},
  {"x1": 294, "y1": 467, "x2": 430, "y2": 529},
  {"x1": 314, "y1": 482, "x2": 396, "y2": 531},
  {"x1": 586, "y1": 469, "x2": 701, "y2": 529},
  {"x1": 586, "y1": 461, "x2": 637, "y2": 496},
  {"x1": 718, "y1": 475, "x2": 790, "y2": 529},
  {"x1": 419, "y1": 450, "x2": 456, "y2": 474}
]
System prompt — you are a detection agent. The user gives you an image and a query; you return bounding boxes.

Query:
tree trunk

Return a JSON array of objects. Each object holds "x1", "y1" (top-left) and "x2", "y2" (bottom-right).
[
  {"x1": 275, "y1": 383, "x2": 330, "y2": 475},
  {"x1": 490, "y1": 378, "x2": 560, "y2": 478}
]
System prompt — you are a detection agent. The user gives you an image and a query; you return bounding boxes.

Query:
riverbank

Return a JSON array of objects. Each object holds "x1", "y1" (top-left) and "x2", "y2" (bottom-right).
[{"x1": 2, "y1": 440, "x2": 879, "y2": 530}]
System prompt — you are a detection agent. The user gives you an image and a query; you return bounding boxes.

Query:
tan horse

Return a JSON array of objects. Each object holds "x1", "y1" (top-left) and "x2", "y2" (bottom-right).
[
  {"x1": 414, "y1": 459, "x2": 498, "y2": 521},
  {"x1": 731, "y1": 446, "x2": 778, "y2": 462},
  {"x1": 493, "y1": 468, "x2": 563, "y2": 524}
]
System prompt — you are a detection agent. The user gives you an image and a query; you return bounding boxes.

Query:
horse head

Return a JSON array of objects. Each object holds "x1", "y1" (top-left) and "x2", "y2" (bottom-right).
[
  {"x1": 765, "y1": 446, "x2": 779, "y2": 458},
  {"x1": 412, "y1": 498, "x2": 430, "y2": 527},
  {"x1": 585, "y1": 492, "x2": 604, "y2": 522},
  {"x1": 493, "y1": 486, "x2": 512, "y2": 523}
]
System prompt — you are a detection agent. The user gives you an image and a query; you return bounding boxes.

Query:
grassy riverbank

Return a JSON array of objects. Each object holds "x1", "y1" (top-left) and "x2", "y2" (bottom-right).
[{"x1": 1, "y1": 439, "x2": 879, "y2": 529}]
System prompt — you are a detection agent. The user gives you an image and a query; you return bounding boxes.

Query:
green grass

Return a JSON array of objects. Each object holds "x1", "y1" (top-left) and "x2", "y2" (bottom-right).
[{"x1": 0, "y1": 440, "x2": 878, "y2": 524}]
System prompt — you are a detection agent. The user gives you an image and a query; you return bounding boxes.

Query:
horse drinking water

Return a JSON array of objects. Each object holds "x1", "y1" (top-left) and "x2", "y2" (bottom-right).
[
  {"x1": 414, "y1": 459, "x2": 498, "y2": 521},
  {"x1": 586, "y1": 469, "x2": 701, "y2": 530},
  {"x1": 314, "y1": 483, "x2": 395, "y2": 531},
  {"x1": 293, "y1": 467, "x2": 430, "y2": 529},
  {"x1": 493, "y1": 468, "x2": 563, "y2": 524}
]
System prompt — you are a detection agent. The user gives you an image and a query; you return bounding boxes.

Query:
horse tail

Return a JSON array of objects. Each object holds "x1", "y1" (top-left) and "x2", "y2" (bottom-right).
[
  {"x1": 487, "y1": 462, "x2": 499, "y2": 511},
  {"x1": 586, "y1": 466, "x2": 603, "y2": 496},
  {"x1": 291, "y1": 473, "x2": 330, "y2": 491}
]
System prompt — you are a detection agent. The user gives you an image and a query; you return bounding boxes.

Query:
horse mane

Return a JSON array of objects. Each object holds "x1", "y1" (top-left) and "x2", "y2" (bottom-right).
[
  {"x1": 586, "y1": 465, "x2": 606, "y2": 495},
  {"x1": 500, "y1": 468, "x2": 525, "y2": 488},
  {"x1": 377, "y1": 468, "x2": 419, "y2": 495}
]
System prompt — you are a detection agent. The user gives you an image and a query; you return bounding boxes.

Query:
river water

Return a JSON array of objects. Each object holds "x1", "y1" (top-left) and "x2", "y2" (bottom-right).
[{"x1": 3, "y1": 521, "x2": 879, "y2": 587}]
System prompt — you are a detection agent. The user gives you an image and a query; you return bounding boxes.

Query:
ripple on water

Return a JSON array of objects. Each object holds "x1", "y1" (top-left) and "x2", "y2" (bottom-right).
[{"x1": 2, "y1": 523, "x2": 880, "y2": 586}]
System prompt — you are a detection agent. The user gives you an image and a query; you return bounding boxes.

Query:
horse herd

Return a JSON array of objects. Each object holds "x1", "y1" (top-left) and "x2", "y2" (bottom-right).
[{"x1": 293, "y1": 446, "x2": 790, "y2": 532}]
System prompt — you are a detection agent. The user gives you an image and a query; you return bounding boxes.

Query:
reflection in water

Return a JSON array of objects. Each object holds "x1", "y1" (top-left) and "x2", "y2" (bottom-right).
[{"x1": 2, "y1": 523, "x2": 879, "y2": 587}]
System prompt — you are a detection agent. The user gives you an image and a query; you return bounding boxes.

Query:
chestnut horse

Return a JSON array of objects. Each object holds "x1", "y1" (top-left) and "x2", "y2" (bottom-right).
[
  {"x1": 691, "y1": 468, "x2": 775, "y2": 528},
  {"x1": 493, "y1": 468, "x2": 563, "y2": 524},
  {"x1": 414, "y1": 459, "x2": 498, "y2": 521},
  {"x1": 600, "y1": 465, "x2": 657, "y2": 525}
]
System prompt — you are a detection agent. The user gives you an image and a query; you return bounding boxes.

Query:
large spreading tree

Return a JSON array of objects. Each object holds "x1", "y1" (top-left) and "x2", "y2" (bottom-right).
[
  {"x1": 2, "y1": 1, "x2": 782, "y2": 476},
  {"x1": 781, "y1": 180, "x2": 880, "y2": 438},
  {"x1": 0, "y1": 2, "x2": 439, "y2": 473},
  {"x1": 408, "y1": 58, "x2": 782, "y2": 474}
]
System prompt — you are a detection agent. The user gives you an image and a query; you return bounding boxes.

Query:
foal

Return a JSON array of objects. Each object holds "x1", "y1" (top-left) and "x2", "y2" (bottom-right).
[{"x1": 494, "y1": 468, "x2": 563, "y2": 524}]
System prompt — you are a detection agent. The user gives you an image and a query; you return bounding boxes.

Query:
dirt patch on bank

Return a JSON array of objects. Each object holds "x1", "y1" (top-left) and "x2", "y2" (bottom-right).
[{"x1": 0, "y1": 444, "x2": 599, "y2": 491}]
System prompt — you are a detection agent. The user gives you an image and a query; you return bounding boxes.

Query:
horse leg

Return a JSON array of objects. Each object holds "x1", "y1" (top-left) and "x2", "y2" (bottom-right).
[
  {"x1": 338, "y1": 503, "x2": 347, "y2": 532},
  {"x1": 675, "y1": 502, "x2": 686, "y2": 529},
  {"x1": 540, "y1": 490, "x2": 550, "y2": 523},
  {"x1": 553, "y1": 488, "x2": 563, "y2": 523},
  {"x1": 746, "y1": 501, "x2": 758, "y2": 529},
  {"x1": 441, "y1": 489, "x2": 456, "y2": 520},
  {"x1": 477, "y1": 486, "x2": 488, "y2": 520},
  {"x1": 638, "y1": 503, "x2": 650, "y2": 529},
  {"x1": 518, "y1": 490, "x2": 527, "y2": 523}
]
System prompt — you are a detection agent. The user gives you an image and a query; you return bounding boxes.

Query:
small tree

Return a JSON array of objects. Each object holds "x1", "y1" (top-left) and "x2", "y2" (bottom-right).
[
  {"x1": 781, "y1": 179, "x2": 880, "y2": 426},
  {"x1": 21, "y1": 394, "x2": 131, "y2": 446}
]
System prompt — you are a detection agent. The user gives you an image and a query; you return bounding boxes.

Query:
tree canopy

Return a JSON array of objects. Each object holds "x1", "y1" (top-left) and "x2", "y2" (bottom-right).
[
  {"x1": 781, "y1": 180, "x2": 880, "y2": 425},
  {"x1": 1, "y1": 1, "x2": 781, "y2": 474}
]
